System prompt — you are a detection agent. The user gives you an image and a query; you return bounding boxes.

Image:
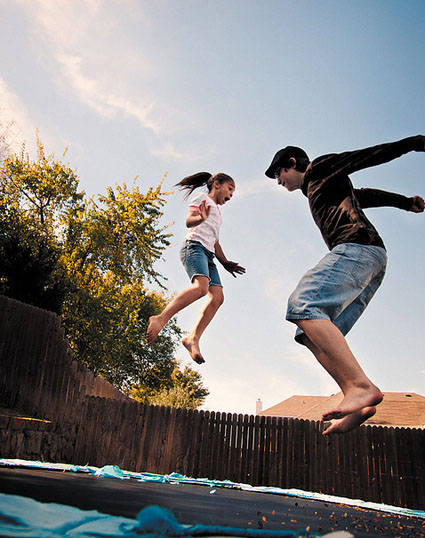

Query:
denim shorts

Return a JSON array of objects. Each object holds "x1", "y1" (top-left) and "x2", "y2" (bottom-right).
[
  {"x1": 179, "y1": 240, "x2": 222, "y2": 287},
  {"x1": 286, "y1": 243, "x2": 387, "y2": 343}
]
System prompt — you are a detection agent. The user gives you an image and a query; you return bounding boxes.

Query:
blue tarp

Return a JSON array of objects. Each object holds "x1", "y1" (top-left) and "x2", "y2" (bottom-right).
[{"x1": 0, "y1": 494, "x2": 351, "y2": 537}]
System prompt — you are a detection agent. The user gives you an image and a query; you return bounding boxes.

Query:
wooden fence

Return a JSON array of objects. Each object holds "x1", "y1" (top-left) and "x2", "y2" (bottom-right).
[
  {"x1": 71, "y1": 396, "x2": 424, "y2": 510},
  {"x1": 0, "y1": 295, "x2": 128, "y2": 424},
  {"x1": 0, "y1": 295, "x2": 424, "y2": 510}
]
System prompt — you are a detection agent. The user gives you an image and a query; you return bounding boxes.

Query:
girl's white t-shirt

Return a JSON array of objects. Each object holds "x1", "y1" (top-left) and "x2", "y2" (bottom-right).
[{"x1": 185, "y1": 192, "x2": 222, "y2": 253}]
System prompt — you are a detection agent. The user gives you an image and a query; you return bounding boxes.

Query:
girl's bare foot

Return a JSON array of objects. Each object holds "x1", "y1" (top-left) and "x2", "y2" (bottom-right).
[
  {"x1": 322, "y1": 385, "x2": 383, "y2": 421},
  {"x1": 146, "y1": 315, "x2": 166, "y2": 345},
  {"x1": 323, "y1": 406, "x2": 376, "y2": 435},
  {"x1": 182, "y1": 336, "x2": 205, "y2": 364}
]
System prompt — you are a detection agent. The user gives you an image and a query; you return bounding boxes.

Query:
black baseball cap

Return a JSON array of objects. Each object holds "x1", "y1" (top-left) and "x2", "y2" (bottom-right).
[{"x1": 265, "y1": 146, "x2": 309, "y2": 178}]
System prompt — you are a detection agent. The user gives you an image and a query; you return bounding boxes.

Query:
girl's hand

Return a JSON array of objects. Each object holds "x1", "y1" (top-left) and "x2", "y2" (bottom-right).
[
  {"x1": 198, "y1": 200, "x2": 211, "y2": 222},
  {"x1": 186, "y1": 201, "x2": 211, "y2": 228},
  {"x1": 222, "y1": 260, "x2": 246, "y2": 278},
  {"x1": 409, "y1": 195, "x2": 424, "y2": 213}
]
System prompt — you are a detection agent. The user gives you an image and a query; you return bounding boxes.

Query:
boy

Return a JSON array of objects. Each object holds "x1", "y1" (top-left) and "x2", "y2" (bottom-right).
[{"x1": 265, "y1": 136, "x2": 424, "y2": 434}]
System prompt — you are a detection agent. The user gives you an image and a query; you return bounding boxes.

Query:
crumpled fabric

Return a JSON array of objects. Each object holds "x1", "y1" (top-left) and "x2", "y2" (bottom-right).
[
  {"x1": 0, "y1": 493, "x2": 352, "y2": 538},
  {"x1": 130, "y1": 505, "x2": 352, "y2": 537}
]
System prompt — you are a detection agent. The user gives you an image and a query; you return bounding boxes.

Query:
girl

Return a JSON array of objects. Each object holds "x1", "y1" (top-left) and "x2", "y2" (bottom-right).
[{"x1": 146, "y1": 172, "x2": 245, "y2": 364}]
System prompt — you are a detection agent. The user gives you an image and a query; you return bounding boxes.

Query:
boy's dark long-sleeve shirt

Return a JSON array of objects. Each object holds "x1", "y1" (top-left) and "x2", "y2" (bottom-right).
[{"x1": 301, "y1": 135, "x2": 424, "y2": 250}]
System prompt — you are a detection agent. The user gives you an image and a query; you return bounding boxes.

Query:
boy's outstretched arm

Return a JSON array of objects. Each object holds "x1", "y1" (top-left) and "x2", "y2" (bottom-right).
[
  {"x1": 355, "y1": 188, "x2": 424, "y2": 212},
  {"x1": 323, "y1": 135, "x2": 425, "y2": 179},
  {"x1": 214, "y1": 242, "x2": 246, "y2": 278}
]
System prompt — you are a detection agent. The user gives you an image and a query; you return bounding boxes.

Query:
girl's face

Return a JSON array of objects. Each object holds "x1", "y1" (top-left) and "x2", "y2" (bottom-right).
[{"x1": 213, "y1": 179, "x2": 235, "y2": 205}]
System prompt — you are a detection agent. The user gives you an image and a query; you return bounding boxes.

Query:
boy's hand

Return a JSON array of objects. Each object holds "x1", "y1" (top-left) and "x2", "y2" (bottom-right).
[
  {"x1": 409, "y1": 195, "x2": 424, "y2": 213},
  {"x1": 222, "y1": 260, "x2": 246, "y2": 278}
]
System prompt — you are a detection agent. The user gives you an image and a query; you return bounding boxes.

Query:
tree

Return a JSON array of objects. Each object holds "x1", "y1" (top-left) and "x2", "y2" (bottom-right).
[
  {"x1": 0, "y1": 137, "x2": 207, "y2": 398},
  {"x1": 0, "y1": 138, "x2": 81, "y2": 312},
  {"x1": 0, "y1": 112, "x2": 14, "y2": 162},
  {"x1": 129, "y1": 362, "x2": 209, "y2": 409},
  {"x1": 60, "y1": 179, "x2": 183, "y2": 390}
]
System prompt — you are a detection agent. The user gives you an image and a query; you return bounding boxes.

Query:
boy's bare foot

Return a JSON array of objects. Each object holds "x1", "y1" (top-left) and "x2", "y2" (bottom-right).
[
  {"x1": 323, "y1": 406, "x2": 376, "y2": 435},
  {"x1": 146, "y1": 315, "x2": 165, "y2": 345},
  {"x1": 182, "y1": 336, "x2": 205, "y2": 364},
  {"x1": 322, "y1": 385, "x2": 383, "y2": 421}
]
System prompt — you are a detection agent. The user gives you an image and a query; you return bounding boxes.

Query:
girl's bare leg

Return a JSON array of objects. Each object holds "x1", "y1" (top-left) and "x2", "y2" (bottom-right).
[
  {"x1": 146, "y1": 276, "x2": 209, "y2": 345},
  {"x1": 182, "y1": 285, "x2": 224, "y2": 364},
  {"x1": 297, "y1": 319, "x2": 383, "y2": 424}
]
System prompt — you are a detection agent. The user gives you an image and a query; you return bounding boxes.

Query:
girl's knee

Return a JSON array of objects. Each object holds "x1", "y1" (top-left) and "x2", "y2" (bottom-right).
[
  {"x1": 192, "y1": 277, "x2": 209, "y2": 297},
  {"x1": 211, "y1": 286, "x2": 224, "y2": 306}
]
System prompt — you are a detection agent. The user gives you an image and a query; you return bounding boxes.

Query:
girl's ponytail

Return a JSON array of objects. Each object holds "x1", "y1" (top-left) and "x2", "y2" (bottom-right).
[
  {"x1": 175, "y1": 172, "x2": 234, "y2": 199},
  {"x1": 175, "y1": 172, "x2": 212, "y2": 199}
]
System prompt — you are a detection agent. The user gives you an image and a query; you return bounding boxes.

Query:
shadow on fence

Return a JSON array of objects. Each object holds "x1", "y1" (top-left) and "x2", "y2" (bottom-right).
[{"x1": 0, "y1": 295, "x2": 424, "y2": 510}]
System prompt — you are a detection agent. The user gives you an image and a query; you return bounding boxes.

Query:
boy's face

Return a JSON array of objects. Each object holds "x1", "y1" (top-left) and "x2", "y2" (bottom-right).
[{"x1": 275, "y1": 160, "x2": 304, "y2": 191}]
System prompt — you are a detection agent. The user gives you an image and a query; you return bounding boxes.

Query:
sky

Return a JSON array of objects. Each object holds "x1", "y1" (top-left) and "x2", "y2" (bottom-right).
[{"x1": 0, "y1": 0, "x2": 424, "y2": 416}]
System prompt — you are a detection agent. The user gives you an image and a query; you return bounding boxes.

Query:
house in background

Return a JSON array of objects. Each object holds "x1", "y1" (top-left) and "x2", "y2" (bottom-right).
[{"x1": 258, "y1": 392, "x2": 425, "y2": 428}]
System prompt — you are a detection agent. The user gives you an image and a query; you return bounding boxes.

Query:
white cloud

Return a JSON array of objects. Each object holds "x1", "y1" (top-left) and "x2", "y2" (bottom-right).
[
  {"x1": 17, "y1": 0, "x2": 198, "y2": 159},
  {"x1": 56, "y1": 53, "x2": 161, "y2": 135},
  {"x1": 0, "y1": 78, "x2": 38, "y2": 153},
  {"x1": 150, "y1": 141, "x2": 210, "y2": 162}
]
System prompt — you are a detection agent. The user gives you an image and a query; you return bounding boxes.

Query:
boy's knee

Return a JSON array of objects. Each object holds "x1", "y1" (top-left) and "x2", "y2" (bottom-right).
[{"x1": 216, "y1": 293, "x2": 225, "y2": 307}]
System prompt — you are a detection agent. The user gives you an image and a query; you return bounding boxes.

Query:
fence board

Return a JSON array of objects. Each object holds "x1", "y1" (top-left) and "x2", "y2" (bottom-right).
[
  {"x1": 414, "y1": 428, "x2": 425, "y2": 508},
  {"x1": 219, "y1": 410, "x2": 228, "y2": 478},
  {"x1": 281, "y1": 417, "x2": 289, "y2": 488},
  {"x1": 196, "y1": 410, "x2": 208, "y2": 478},
  {"x1": 405, "y1": 427, "x2": 418, "y2": 509},
  {"x1": 238, "y1": 414, "x2": 248, "y2": 483},
  {"x1": 233, "y1": 413, "x2": 242, "y2": 482},
  {"x1": 189, "y1": 408, "x2": 203, "y2": 478},
  {"x1": 395, "y1": 427, "x2": 408, "y2": 507},
  {"x1": 245, "y1": 414, "x2": 255, "y2": 485},
  {"x1": 228, "y1": 413, "x2": 238, "y2": 482},
  {"x1": 170, "y1": 407, "x2": 185, "y2": 474},
  {"x1": 257, "y1": 415, "x2": 264, "y2": 484}
]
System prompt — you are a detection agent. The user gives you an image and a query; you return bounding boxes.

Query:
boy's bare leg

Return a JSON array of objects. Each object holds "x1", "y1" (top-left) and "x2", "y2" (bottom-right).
[
  {"x1": 182, "y1": 285, "x2": 224, "y2": 364},
  {"x1": 297, "y1": 319, "x2": 383, "y2": 420},
  {"x1": 323, "y1": 406, "x2": 376, "y2": 435},
  {"x1": 146, "y1": 276, "x2": 209, "y2": 345}
]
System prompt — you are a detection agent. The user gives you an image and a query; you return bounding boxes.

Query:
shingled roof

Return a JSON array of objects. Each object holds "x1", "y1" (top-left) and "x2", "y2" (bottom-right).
[{"x1": 259, "y1": 392, "x2": 425, "y2": 428}]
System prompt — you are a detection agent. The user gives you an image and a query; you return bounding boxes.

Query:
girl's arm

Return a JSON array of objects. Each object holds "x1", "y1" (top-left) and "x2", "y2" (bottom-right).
[
  {"x1": 186, "y1": 200, "x2": 210, "y2": 228},
  {"x1": 215, "y1": 242, "x2": 246, "y2": 278}
]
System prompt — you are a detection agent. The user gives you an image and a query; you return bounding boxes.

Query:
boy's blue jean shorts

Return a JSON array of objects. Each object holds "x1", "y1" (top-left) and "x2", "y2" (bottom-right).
[
  {"x1": 180, "y1": 240, "x2": 222, "y2": 287},
  {"x1": 286, "y1": 243, "x2": 387, "y2": 344}
]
